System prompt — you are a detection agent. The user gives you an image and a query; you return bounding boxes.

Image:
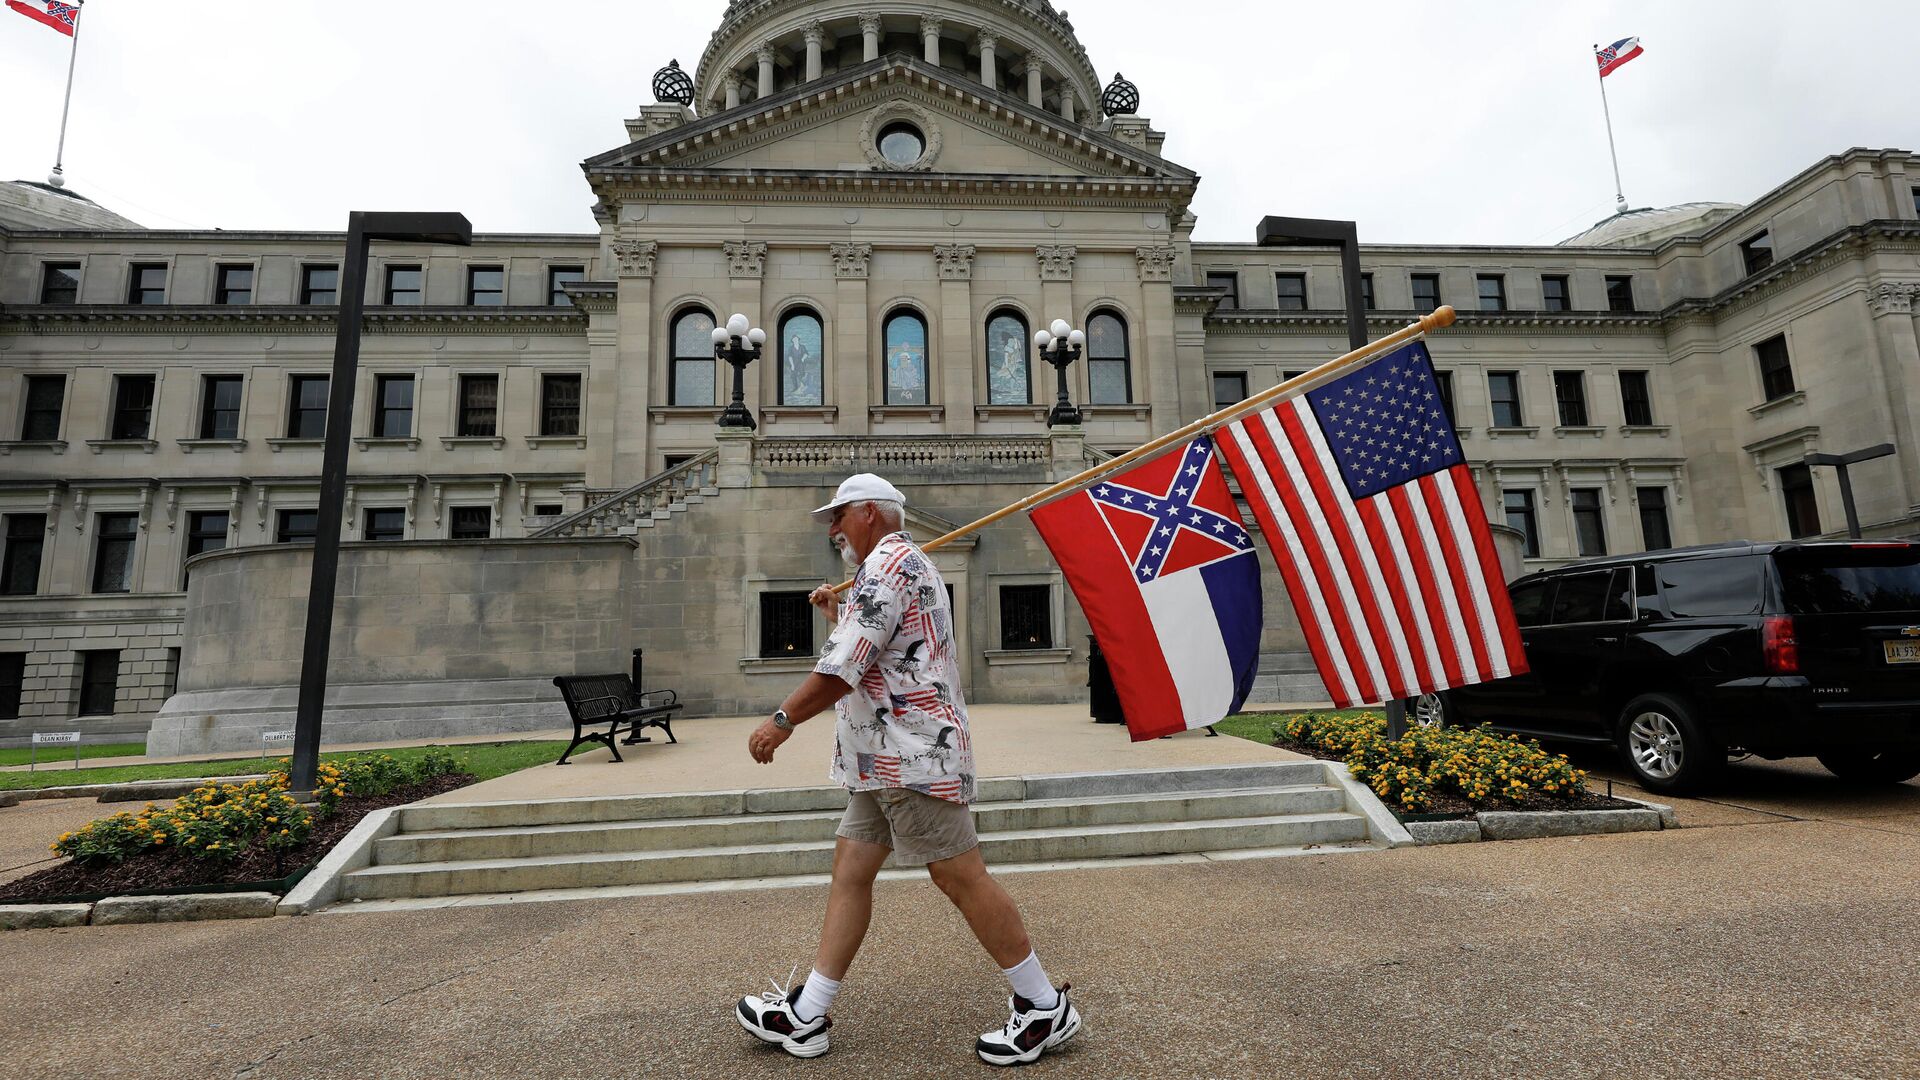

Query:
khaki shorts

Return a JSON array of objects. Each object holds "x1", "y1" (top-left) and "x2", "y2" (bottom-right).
[{"x1": 836, "y1": 787, "x2": 979, "y2": 866}]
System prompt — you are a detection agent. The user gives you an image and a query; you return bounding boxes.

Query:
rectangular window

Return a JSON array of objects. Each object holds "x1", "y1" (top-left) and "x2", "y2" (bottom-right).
[
  {"x1": 1553, "y1": 371, "x2": 1588, "y2": 427},
  {"x1": 1410, "y1": 273, "x2": 1441, "y2": 311},
  {"x1": 1433, "y1": 370, "x2": 1456, "y2": 425},
  {"x1": 373, "y1": 374, "x2": 414, "y2": 437},
  {"x1": 2, "y1": 514, "x2": 47, "y2": 596},
  {"x1": 78, "y1": 650, "x2": 120, "y2": 716},
  {"x1": 466, "y1": 266, "x2": 505, "y2": 306},
  {"x1": 999, "y1": 584, "x2": 1053, "y2": 650},
  {"x1": 533, "y1": 503, "x2": 564, "y2": 517},
  {"x1": 1571, "y1": 488, "x2": 1608, "y2": 556},
  {"x1": 1503, "y1": 490, "x2": 1540, "y2": 558},
  {"x1": 1605, "y1": 275, "x2": 1635, "y2": 313},
  {"x1": 276, "y1": 508, "x2": 318, "y2": 545},
  {"x1": 40, "y1": 262, "x2": 80, "y2": 303},
  {"x1": 183, "y1": 510, "x2": 228, "y2": 588},
  {"x1": 1636, "y1": 487, "x2": 1672, "y2": 551},
  {"x1": 458, "y1": 374, "x2": 499, "y2": 436},
  {"x1": 450, "y1": 506, "x2": 491, "y2": 540},
  {"x1": 1779, "y1": 463, "x2": 1821, "y2": 539},
  {"x1": 548, "y1": 266, "x2": 585, "y2": 306},
  {"x1": 214, "y1": 264, "x2": 253, "y2": 305},
  {"x1": 1740, "y1": 231, "x2": 1774, "y2": 276},
  {"x1": 0, "y1": 652, "x2": 22, "y2": 720},
  {"x1": 301, "y1": 264, "x2": 339, "y2": 305},
  {"x1": 1211, "y1": 371, "x2": 1247, "y2": 411},
  {"x1": 1619, "y1": 371, "x2": 1653, "y2": 426},
  {"x1": 1206, "y1": 272, "x2": 1240, "y2": 309},
  {"x1": 1476, "y1": 274, "x2": 1507, "y2": 312},
  {"x1": 200, "y1": 375, "x2": 243, "y2": 439},
  {"x1": 759, "y1": 592, "x2": 816, "y2": 658},
  {"x1": 287, "y1": 375, "x2": 329, "y2": 438},
  {"x1": 384, "y1": 264, "x2": 423, "y2": 305},
  {"x1": 111, "y1": 374, "x2": 156, "y2": 440},
  {"x1": 1488, "y1": 371, "x2": 1522, "y2": 428},
  {"x1": 1359, "y1": 272, "x2": 1375, "y2": 311},
  {"x1": 126, "y1": 263, "x2": 167, "y2": 305},
  {"x1": 363, "y1": 507, "x2": 406, "y2": 541},
  {"x1": 540, "y1": 374, "x2": 582, "y2": 436},
  {"x1": 21, "y1": 374, "x2": 65, "y2": 440},
  {"x1": 1913, "y1": 187, "x2": 1920, "y2": 217},
  {"x1": 1541, "y1": 275, "x2": 1570, "y2": 312},
  {"x1": 1550, "y1": 570, "x2": 1612, "y2": 625},
  {"x1": 1274, "y1": 272, "x2": 1307, "y2": 311},
  {"x1": 92, "y1": 513, "x2": 138, "y2": 593},
  {"x1": 1755, "y1": 335, "x2": 1794, "y2": 401}
]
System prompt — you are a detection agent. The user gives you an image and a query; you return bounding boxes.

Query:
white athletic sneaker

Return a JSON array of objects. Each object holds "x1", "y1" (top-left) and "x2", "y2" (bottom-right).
[
  {"x1": 736, "y1": 973, "x2": 832, "y2": 1059},
  {"x1": 975, "y1": 983, "x2": 1081, "y2": 1066}
]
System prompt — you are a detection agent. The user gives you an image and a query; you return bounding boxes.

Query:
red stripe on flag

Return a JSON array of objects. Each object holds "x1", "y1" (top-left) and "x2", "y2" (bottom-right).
[
  {"x1": 1448, "y1": 465, "x2": 1527, "y2": 675},
  {"x1": 7, "y1": 1, "x2": 75, "y2": 34},
  {"x1": 1352, "y1": 495, "x2": 1441, "y2": 696},
  {"x1": 1385, "y1": 484, "x2": 1467, "y2": 689},
  {"x1": 1416, "y1": 472, "x2": 1494, "y2": 684}
]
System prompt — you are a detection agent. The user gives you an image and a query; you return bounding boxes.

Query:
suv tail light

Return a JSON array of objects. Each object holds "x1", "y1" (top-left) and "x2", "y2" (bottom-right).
[{"x1": 1763, "y1": 615, "x2": 1799, "y2": 675}]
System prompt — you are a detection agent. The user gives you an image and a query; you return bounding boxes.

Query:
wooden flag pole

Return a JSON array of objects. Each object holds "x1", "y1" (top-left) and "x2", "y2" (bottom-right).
[{"x1": 828, "y1": 305, "x2": 1458, "y2": 592}]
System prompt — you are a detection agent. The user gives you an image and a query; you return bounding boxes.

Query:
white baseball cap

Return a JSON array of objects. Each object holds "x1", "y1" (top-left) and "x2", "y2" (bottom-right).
[{"x1": 811, "y1": 473, "x2": 907, "y2": 522}]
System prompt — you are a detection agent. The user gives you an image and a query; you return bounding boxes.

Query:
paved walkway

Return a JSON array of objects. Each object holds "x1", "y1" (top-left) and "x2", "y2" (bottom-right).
[{"x1": 0, "y1": 728, "x2": 580, "y2": 773}]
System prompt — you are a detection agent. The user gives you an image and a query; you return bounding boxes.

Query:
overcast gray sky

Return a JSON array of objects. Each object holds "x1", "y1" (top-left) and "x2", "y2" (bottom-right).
[{"x1": 2, "y1": 1, "x2": 1913, "y2": 244}]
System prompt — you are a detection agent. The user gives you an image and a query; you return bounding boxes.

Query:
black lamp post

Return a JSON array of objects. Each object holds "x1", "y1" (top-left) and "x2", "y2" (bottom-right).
[
  {"x1": 712, "y1": 311, "x2": 765, "y2": 430},
  {"x1": 291, "y1": 211, "x2": 472, "y2": 795},
  {"x1": 1035, "y1": 318, "x2": 1085, "y2": 427},
  {"x1": 1803, "y1": 443, "x2": 1896, "y2": 539},
  {"x1": 1256, "y1": 215, "x2": 1367, "y2": 352}
]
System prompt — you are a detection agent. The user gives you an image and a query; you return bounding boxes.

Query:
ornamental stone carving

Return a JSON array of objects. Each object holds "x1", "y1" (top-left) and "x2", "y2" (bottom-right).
[
  {"x1": 1868, "y1": 282, "x2": 1919, "y2": 316},
  {"x1": 1036, "y1": 245, "x2": 1077, "y2": 281},
  {"x1": 858, "y1": 12, "x2": 882, "y2": 34},
  {"x1": 920, "y1": 14, "x2": 943, "y2": 36},
  {"x1": 611, "y1": 239, "x2": 658, "y2": 278},
  {"x1": 934, "y1": 244, "x2": 976, "y2": 280},
  {"x1": 1135, "y1": 246, "x2": 1176, "y2": 282},
  {"x1": 724, "y1": 241, "x2": 768, "y2": 278},
  {"x1": 859, "y1": 101, "x2": 942, "y2": 172},
  {"x1": 802, "y1": 22, "x2": 826, "y2": 46},
  {"x1": 830, "y1": 242, "x2": 873, "y2": 279}
]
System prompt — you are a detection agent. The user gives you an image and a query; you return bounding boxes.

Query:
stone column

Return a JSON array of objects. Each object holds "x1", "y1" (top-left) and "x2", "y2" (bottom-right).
[
  {"x1": 830, "y1": 243, "x2": 873, "y2": 434},
  {"x1": 757, "y1": 45, "x2": 776, "y2": 98},
  {"x1": 1025, "y1": 59, "x2": 1044, "y2": 108},
  {"x1": 1868, "y1": 283, "x2": 1920, "y2": 513},
  {"x1": 1047, "y1": 424, "x2": 1086, "y2": 483},
  {"x1": 860, "y1": 13, "x2": 881, "y2": 61},
  {"x1": 724, "y1": 79, "x2": 741, "y2": 110},
  {"x1": 610, "y1": 239, "x2": 658, "y2": 484},
  {"x1": 804, "y1": 23, "x2": 825, "y2": 81},
  {"x1": 1136, "y1": 246, "x2": 1183, "y2": 438},
  {"x1": 934, "y1": 245, "x2": 977, "y2": 433},
  {"x1": 1036, "y1": 246, "x2": 1076, "y2": 403},
  {"x1": 1060, "y1": 89, "x2": 1076, "y2": 123},
  {"x1": 921, "y1": 15, "x2": 942, "y2": 65},
  {"x1": 724, "y1": 242, "x2": 769, "y2": 424},
  {"x1": 978, "y1": 32, "x2": 997, "y2": 90}
]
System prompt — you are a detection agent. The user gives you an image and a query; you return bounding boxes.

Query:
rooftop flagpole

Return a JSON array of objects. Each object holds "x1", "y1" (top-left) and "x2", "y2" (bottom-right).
[
  {"x1": 47, "y1": 0, "x2": 85, "y2": 189},
  {"x1": 1595, "y1": 41, "x2": 1627, "y2": 214}
]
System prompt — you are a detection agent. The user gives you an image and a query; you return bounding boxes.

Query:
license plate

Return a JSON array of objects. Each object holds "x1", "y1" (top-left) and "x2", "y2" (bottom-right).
[{"x1": 1886, "y1": 640, "x2": 1920, "y2": 664}]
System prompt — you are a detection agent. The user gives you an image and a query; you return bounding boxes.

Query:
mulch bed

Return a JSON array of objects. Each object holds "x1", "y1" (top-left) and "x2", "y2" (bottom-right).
[
  {"x1": 1270, "y1": 735, "x2": 1642, "y2": 817},
  {"x1": 0, "y1": 773, "x2": 474, "y2": 906}
]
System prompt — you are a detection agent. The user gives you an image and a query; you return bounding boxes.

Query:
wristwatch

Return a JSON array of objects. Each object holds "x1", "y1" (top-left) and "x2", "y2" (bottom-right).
[{"x1": 771, "y1": 708, "x2": 795, "y2": 732}]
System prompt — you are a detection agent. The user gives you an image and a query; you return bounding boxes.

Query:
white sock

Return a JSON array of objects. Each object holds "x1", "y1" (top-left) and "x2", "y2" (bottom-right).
[
  {"x1": 794, "y1": 969, "x2": 840, "y2": 1022},
  {"x1": 1001, "y1": 950, "x2": 1058, "y2": 1010}
]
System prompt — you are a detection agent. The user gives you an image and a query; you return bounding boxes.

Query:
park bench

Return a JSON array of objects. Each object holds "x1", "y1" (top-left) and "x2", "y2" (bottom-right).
[{"x1": 551, "y1": 663, "x2": 682, "y2": 765}]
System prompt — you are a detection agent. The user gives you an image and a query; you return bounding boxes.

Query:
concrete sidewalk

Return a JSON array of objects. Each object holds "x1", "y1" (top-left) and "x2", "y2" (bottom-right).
[{"x1": 0, "y1": 728, "x2": 579, "y2": 773}]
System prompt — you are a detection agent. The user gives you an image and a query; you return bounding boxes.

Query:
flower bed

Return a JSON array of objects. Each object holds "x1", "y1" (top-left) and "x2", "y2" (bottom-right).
[
  {"x1": 1272, "y1": 711, "x2": 1636, "y2": 817},
  {"x1": 0, "y1": 751, "x2": 474, "y2": 905}
]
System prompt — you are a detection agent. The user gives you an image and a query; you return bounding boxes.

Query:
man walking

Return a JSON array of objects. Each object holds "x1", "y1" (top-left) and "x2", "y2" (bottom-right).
[{"x1": 736, "y1": 473, "x2": 1082, "y2": 1066}]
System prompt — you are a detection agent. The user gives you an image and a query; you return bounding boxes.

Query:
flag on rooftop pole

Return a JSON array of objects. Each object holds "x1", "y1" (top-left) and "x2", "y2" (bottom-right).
[
  {"x1": 6, "y1": 0, "x2": 78, "y2": 35},
  {"x1": 1594, "y1": 36, "x2": 1643, "y2": 78},
  {"x1": 1212, "y1": 341, "x2": 1526, "y2": 710},
  {"x1": 1592, "y1": 36, "x2": 1641, "y2": 212}
]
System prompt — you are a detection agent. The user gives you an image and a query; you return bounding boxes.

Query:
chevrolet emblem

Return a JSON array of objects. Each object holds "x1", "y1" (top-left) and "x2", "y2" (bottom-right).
[{"x1": 1904, "y1": 627, "x2": 1920, "y2": 638}]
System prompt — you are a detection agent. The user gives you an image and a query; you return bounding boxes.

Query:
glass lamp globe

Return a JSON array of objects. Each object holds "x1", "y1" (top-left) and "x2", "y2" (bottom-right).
[
  {"x1": 1068, "y1": 329, "x2": 1086, "y2": 347},
  {"x1": 727, "y1": 313, "x2": 750, "y2": 336},
  {"x1": 747, "y1": 327, "x2": 767, "y2": 346},
  {"x1": 1034, "y1": 330, "x2": 1053, "y2": 349},
  {"x1": 711, "y1": 326, "x2": 731, "y2": 347},
  {"x1": 1050, "y1": 319, "x2": 1071, "y2": 339}
]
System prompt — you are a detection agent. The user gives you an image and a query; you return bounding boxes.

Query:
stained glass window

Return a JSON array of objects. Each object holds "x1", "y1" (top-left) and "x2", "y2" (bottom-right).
[
  {"x1": 985, "y1": 311, "x2": 1030, "y2": 406},
  {"x1": 779, "y1": 310, "x2": 823, "y2": 406},
  {"x1": 883, "y1": 311, "x2": 928, "y2": 405}
]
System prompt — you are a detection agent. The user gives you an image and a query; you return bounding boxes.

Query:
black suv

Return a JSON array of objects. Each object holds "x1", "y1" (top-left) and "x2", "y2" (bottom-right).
[{"x1": 1415, "y1": 540, "x2": 1920, "y2": 793}]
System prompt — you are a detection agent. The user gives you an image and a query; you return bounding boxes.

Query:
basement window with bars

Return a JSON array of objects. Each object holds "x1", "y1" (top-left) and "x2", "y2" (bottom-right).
[
  {"x1": 999, "y1": 584, "x2": 1053, "y2": 651},
  {"x1": 759, "y1": 592, "x2": 816, "y2": 658}
]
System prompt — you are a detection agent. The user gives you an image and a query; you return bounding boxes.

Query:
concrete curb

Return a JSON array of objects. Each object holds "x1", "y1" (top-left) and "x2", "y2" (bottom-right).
[
  {"x1": 1323, "y1": 762, "x2": 1416, "y2": 848},
  {"x1": 0, "y1": 792, "x2": 19, "y2": 809},
  {"x1": 1405, "y1": 819, "x2": 1483, "y2": 845},
  {"x1": 0, "y1": 903, "x2": 91, "y2": 930},
  {"x1": 91, "y1": 892, "x2": 279, "y2": 925},
  {"x1": 5, "y1": 775, "x2": 270, "y2": 804},
  {"x1": 1477, "y1": 807, "x2": 1664, "y2": 840},
  {"x1": 278, "y1": 807, "x2": 400, "y2": 916}
]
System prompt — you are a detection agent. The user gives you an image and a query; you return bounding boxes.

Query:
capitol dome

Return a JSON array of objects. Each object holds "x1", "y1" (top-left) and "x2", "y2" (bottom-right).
[{"x1": 1559, "y1": 201, "x2": 1744, "y2": 248}]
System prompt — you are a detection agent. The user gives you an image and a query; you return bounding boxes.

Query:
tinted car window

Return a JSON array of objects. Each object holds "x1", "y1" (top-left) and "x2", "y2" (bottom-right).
[
  {"x1": 1775, "y1": 546, "x2": 1920, "y2": 614},
  {"x1": 1509, "y1": 579, "x2": 1554, "y2": 627},
  {"x1": 1550, "y1": 571, "x2": 1611, "y2": 624},
  {"x1": 1603, "y1": 567, "x2": 1634, "y2": 622},
  {"x1": 1658, "y1": 555, "x2": 1763, "y2": 617}
]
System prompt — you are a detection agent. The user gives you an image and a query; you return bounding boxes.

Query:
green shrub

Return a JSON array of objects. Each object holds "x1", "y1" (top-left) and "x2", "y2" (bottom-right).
[
  {"x1": 53, "y1": 775, "x2": 313, "y2": 865},
  {"x1": 1278, "y1": 711, "x2": 1589, "y2": 813}
]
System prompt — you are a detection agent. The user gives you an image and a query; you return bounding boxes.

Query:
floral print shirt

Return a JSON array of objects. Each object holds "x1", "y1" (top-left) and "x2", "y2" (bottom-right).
[{"x1": 815, "y1": 531, "x2": 974, "y2": 804}]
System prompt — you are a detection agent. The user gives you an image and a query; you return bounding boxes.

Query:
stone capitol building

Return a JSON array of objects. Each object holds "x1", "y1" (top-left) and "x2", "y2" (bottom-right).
[{"x1": 2, "y1": 0, "x2": 1917, "y2": 752}]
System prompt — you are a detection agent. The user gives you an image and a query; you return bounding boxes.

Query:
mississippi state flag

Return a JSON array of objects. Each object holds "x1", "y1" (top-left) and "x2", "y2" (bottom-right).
[
  {"x1": 1030, "y1": 436, "x2": 1261, "y2": 741},
  {"x1": 1596, "y1": 37, "x2": 1643, "y2": 77},
  {"x1": 1214, "y1": 342, "x2": 1526, "y2": 709},
  {"x1": 6, "y1": 0, "x2": 79, "y2": 35}
]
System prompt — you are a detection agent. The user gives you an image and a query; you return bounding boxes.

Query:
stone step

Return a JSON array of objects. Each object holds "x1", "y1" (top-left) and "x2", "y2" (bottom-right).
[
  {"x1": 341, "y1": 811, "x2": 1370, "y2": 900},
  {"x1": 372, "y1": 785, "x2": 1348, "y2": 865}
]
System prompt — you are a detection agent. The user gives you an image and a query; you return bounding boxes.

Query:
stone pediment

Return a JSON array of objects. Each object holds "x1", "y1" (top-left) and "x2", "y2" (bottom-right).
[{"x1": 585, "y1": 56, "x2": 1194, "y2": 187}]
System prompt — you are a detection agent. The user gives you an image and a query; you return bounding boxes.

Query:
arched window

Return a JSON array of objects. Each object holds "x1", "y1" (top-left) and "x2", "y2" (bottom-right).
[
  {"x1": 669, "y1": 308, "x2": 716, "y2": 406},
  {"x1": 984, "y1": 309, "x2": 1030, "y2": 406},
  {"x1": 882, "y1": 310, "x2": 928, "y2": 405},
  {"x1": 1087, "y1": 310, "x2": 1131, "y2": 404},
  {"x1": 777, "y1": 309, "x2": 824, "y2": 406}
]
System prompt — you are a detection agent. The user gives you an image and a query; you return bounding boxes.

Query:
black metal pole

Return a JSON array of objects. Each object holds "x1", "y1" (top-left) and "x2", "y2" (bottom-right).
[
  {"x1": 290, "y1": 220, "x2": 370, "y2": 793},
  {"x1": 1834, "y1": 463, "x2": 1861, "y2": 539}
]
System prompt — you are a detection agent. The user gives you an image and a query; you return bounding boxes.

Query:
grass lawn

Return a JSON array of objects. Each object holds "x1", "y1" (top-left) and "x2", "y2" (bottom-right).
[
  {"x1": 1211, "y1": 708, "x2": 1380, "y2": 749},
  {"x1": 0, "y1": 741, "x2": 147, "y2": 768},
  {"x1": 0, "y1": 740, "x2": 570, "y2": 792}
]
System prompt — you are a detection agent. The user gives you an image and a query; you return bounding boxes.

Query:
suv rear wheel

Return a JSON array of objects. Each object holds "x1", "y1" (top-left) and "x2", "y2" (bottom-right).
[
  {"x1": 1617, "y1": 693, "x2": 1723, "y2": 794},
  {"x1": 1815, "y1": 749, "x2": 1920, "y2": 785},
  {"x1": 1409, "y1": 691, "x2": 1449, "y2": 729}
]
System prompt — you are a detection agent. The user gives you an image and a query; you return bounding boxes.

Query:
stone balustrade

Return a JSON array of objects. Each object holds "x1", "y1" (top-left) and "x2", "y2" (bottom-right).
[
  {"x1": 535, "y1": 450, "x2": 721, "y2": 538},
  {"x1": 755, "y1": 435, "x2": 1049, "y2": 469}
]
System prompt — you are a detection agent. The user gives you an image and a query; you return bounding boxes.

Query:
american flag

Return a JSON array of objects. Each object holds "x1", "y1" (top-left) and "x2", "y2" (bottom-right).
[
  {"x1": 6, "y1": 0, "x2": 79, "y2": 36},
  {"x1": 1214, "y1": 341, "x2": 1526, "y2": 708}
]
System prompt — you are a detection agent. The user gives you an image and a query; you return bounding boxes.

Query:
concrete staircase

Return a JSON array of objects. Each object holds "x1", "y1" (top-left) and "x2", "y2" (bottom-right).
[
  {"x1": 322, "y1": 761, "x2": 1399, "y2": 912},
  {"x1": 532, "y1": 449, "x2": 719, "y2": 538},
  {"x1": 1247, "y1": 651, "x2": 1332, "y2": 706}
]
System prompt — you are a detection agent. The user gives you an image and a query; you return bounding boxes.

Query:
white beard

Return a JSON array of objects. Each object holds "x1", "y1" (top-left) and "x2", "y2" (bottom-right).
[{"x1": 835, "y1": 538, "x2": 860, "y2": 568}]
